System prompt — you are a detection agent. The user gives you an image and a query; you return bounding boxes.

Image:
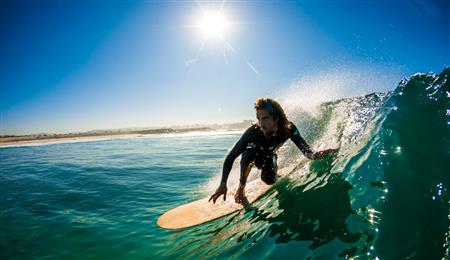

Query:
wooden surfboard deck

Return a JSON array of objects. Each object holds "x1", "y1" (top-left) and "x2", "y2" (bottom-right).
[
  {"x1": 156, "y1": 165, "x2": 298, "y2": 230},
  {"x1": 156, "y1": 179, "x2": 272, "y2": 229}
]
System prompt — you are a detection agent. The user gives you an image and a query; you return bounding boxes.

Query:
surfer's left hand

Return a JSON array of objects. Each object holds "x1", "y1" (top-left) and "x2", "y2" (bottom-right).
[{"x1": 313, "y1": 148, "x2": 338, "y2": 160}]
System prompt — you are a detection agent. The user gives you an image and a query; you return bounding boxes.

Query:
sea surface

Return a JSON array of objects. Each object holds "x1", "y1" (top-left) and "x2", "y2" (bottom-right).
[{"x1": 1, "y1": 68, "x2": 449, "y2": 259}]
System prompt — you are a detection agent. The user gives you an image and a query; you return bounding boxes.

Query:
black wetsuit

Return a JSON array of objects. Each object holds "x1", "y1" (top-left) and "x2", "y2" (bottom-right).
[{"x1": 221, "y1": 121, "x2": 314, "y2": 185}]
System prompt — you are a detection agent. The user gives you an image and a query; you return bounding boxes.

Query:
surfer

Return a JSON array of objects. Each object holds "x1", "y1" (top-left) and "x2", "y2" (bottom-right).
[{"x1": 209, "y1": 97, "x2": 338, "y2": 205}]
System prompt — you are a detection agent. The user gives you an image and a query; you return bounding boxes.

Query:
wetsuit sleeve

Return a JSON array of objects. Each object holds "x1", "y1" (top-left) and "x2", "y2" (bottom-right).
[
  {"x1": 289, "y1": 123, "x2": 315, "y2": 160},
  {"x1": 220, "y1": 126, "x2": 253, "y2": 184}
]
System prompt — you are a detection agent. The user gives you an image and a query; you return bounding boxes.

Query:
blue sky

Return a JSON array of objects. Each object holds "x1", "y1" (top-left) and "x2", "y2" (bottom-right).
[{"x1": 1, "y1": 0, "x2": 448, "y2": 135}]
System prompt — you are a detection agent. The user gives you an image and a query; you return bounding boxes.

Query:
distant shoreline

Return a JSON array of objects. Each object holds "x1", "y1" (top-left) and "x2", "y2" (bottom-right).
[
  {"x1": 0, "y1": 120, "x2": 254, "y2": 147},
  {"x1": 0, "y1": 127, "x2": 211, "y2": 147}
]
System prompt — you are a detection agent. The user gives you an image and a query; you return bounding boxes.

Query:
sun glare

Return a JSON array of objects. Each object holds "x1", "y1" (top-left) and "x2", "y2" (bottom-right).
[
  {"x1": 188, "y1": 5, "x2": 258, "y2": 74},
  {"x1": 196, "y1": 10, "x2": 229, "y2": 39}
]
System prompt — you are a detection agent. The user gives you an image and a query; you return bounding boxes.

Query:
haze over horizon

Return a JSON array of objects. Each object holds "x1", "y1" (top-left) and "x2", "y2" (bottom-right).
[
  {"x1": 1, "y1": 118, "x2": 256, "y2": 136},
  {"x1": 2, "y1": 0, "x2": 448, "y2": 135}
]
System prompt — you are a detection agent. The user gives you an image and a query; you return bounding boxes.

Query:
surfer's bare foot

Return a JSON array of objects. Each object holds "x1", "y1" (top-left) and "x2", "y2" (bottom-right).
[{"x1": 209, "y1": 183, "x2": 227, "y2": 203}]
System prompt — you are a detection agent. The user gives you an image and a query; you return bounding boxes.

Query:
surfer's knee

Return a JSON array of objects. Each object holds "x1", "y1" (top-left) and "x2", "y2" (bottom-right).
[
  {"x1": 260, "y1": 154, "x2": 278, "y2": 185},
  {"x1": 261, "y1": 171, "x2": 277, "y2": 185},
  {"x1": 240, "y1": 148, "x2": 257, "y2": 168},
  {"x1": 260, "y1": 164, "x2": 277, "y2": 185}
]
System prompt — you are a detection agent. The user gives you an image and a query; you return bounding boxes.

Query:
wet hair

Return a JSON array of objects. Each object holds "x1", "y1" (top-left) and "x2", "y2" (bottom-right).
[{"x1": 254, "y1": 97, "x2": 291, "y2": 135}]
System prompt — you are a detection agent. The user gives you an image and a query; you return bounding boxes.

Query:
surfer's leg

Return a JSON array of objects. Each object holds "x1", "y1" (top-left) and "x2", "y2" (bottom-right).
[
  {"x1": 239, "y1": 148, "x2": 257, "y2": 186},
  {"x1": 261, "y1": 153, "x2": 278, "y2": 185}
]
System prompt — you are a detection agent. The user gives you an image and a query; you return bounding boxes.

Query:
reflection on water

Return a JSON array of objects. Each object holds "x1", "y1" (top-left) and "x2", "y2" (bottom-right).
[
  {"x1": 251, "y1": 153, "x2": 362, "y2": 256},
  {"x1": 267, "y1": 177, "x2": 358, "y2": 248},
  {"x1": 164, "y1": 152, "x2": 381, "y2": 259}
]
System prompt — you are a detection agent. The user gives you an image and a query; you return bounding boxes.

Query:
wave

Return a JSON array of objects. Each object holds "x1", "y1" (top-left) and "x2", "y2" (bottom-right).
[{"x1": 163, "y1": 68, "x2": 450, "y2": 259}]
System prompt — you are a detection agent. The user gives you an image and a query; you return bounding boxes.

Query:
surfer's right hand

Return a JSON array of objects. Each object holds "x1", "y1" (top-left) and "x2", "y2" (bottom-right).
[
  {"x1": 234, "y1": 186, "x2": 249, "y2": 206},
  {"x1": 209, "y1": 183, "x2": 227, "y2": 203}
]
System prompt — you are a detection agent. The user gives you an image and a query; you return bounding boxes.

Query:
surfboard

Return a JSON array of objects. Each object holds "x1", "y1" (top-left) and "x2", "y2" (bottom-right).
[
  {"x1": 156, "y1": 166, "x2": 296, "y2": 230},
  {"x1": 156, "y1": 179, "x2": 271, "y2": 229}
]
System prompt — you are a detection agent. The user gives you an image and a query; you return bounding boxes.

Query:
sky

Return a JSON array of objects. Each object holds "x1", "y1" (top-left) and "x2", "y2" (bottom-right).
[{"x1": 1, "y1": 0, "x2": 449, "y2": 135}]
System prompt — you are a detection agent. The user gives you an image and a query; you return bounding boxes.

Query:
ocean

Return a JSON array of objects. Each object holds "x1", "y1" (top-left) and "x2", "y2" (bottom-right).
[{"x1": 1, "y1": 68, "x2": 449, "y2": 259}]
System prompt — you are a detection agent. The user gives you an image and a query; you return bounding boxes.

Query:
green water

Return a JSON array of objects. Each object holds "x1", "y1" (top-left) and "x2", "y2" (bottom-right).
[{"x1": 1, "y1": 68, "x2": 449, "y2": 259}]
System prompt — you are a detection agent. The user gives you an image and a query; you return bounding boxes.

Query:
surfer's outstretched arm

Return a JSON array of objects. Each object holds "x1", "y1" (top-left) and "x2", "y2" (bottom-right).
[
  {"x1": 235, "y1": 162, "x2": 252, "y2": 205},
  {"x1": 289, "y1": 123, "x2": 315, "y2": 159},
  {"x1": 220, "y1": 127, "x2": 252, "y2": 184},
  {"x1": 209, "y1": 127, "x2": 252, "y2": 204},
  {"x1": 289, "y1": 123, "x2": 338, "y2": 160}
]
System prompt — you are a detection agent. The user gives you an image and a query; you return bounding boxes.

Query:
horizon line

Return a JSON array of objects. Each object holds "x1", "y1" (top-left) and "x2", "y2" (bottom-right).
[{"x1": 0, "y1": 119, "x2": 255, "y2": 137}]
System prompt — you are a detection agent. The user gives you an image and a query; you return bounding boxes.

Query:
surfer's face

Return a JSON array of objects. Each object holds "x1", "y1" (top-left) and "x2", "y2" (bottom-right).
[{"x1": 256, "y1": 109, "x2": 278, "y2": 137}]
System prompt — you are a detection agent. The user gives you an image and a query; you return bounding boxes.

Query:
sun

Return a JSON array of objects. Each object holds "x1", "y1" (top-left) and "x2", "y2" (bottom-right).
[
  {"x1": 196, "y1": 10, "x2": 229, "y2": 39},
  {"x1": 188, "y1": 5, "x2": 259, "y2": 74}
]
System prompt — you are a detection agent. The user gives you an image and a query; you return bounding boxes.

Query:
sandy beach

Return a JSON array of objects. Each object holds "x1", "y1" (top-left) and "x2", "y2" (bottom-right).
[
  {"x1": 0, "y1": 121, "x2": 253, "y2": 148},
  {"x1": 0, "y1": 133, "x2": 143, "y2": 148},
  {"x1": 0, "y1": 127, "x2": 213, "y2": 148}
]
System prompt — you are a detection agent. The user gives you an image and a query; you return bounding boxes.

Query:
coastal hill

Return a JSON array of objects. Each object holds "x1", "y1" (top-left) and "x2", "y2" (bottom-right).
[{"x1": 0, "y1": 120, "x2": 254, "y2": 144}]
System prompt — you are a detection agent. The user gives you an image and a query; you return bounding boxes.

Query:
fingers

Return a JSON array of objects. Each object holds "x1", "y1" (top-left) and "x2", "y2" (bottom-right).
[
  {"x1": 235, "y1": 195, "x2": 247, "y2": 205},
  {"x1": 314, "y1": 152, "x2": 322, "y2": 160},
  {"x1": 242, "y1": 197, "x2": 249, "y2": 206},
  {"x1": 317, "y1": 148, "x2": 337, "y2": 159},
  {"x1": 234, "y1": 191, "x2": 246, "y2": 205},
  {"x1": 209, "y1": 191, "x2": 227, "y2": 204},
  {"x1": 208, "y1": 193, "x2": 215, "y2": 202},
  {"x1": 209, "y1": 194, "x2": 218, "y2": 204},
  {"x1": 327, "y1": 148, "x2": 337, "y2": 154}
]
